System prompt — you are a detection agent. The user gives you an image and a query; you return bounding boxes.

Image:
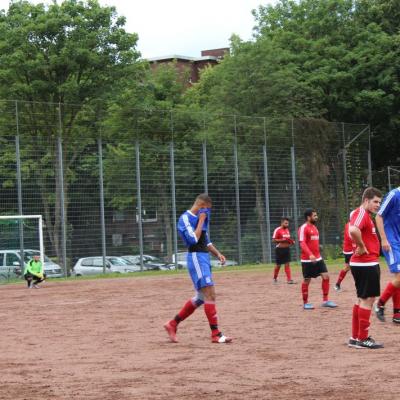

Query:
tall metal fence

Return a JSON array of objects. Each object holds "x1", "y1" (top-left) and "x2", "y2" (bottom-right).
[{"x1": 0, "y1": 100, "x2": 372, "y2": 275}]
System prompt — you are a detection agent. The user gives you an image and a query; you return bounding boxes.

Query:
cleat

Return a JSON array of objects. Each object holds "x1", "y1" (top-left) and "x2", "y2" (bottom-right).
[
  {"x1": 33, "y1": 284, "x2": 40, "y2": 289},
  {"x1": 163, "y1": 321, "x2": 178, "y2": 343},
  {"x1": 287, "y1": 280, "x2": 295, "y2": 284},
  {"x1": 322, "y1": 300, "x2": 338, "y2": 308},
  {"x1": 392, "y1": 313, "x2": 400, "y2": 324},
  {"x1": 374, "y1": 303, "x2": 385, "y2": 322},
  {"x1": 273, "y1": 278, "x2": 278, "y2": 284},
  {"x1": 356, "y1": 336, "x2": 384, "y2": 349},
  {"x1": 348, "y1": 337, "x2": 362, "y2": 349},
  {"x1": 303, "y1": 303, "x2": 314, "y2": 310},
  {"x1": 211, "y1": 333, "x2": 233, "y2": 343},
  {"x1": 334, "y1": 284, "x2": 341, "y2": 292}
]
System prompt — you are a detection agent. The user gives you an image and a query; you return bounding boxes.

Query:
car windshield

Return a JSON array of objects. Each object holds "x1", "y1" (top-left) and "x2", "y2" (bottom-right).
[
  {"x1": 145, "y1": 257, "x2": 163, "y2": 263},
  {"x1": 108, "y1": 257, "x2": 130, "y2": 266}
]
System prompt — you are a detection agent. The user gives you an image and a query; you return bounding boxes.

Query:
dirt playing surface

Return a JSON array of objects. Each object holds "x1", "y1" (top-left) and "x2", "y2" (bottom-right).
[{"x1": 0, "y1": 267, "x2": 398, "y2": 400}]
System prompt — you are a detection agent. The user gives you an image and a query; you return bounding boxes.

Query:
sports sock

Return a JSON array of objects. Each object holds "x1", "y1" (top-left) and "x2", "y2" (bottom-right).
[
  {"x1": 284, "y1": 264, "x2": 292, "y2": 281},
  {"x1": 352, "y1": 304, "x2": 359, "y2": 339},
  {"x1": 302, "y1": 281, "x2": 309, "y2": 304},
  {"x1": 379, "y1": 282, "x2": 396, "y2": 306},
  {"x1": 336, "y1": 269, "x2": 348, "y2": 285},
  {"x1": 358, "y1": 307, "x2": 371, "y2": 341},
  {"x1": 273, "y1": 266, "x2": 280, "y2": 280},
  {"x1": 322, "y1": 278, "x2": 329, "y2": 301},
  {"x1": 173, "y1": 298, "x2": 200, "y2": 325},
  {"x1": 204, "y1": 301, "x2": 220, "y2": 336},
  {"x1": 392, "y1": 287, "x2": 400, "y2": 316}
]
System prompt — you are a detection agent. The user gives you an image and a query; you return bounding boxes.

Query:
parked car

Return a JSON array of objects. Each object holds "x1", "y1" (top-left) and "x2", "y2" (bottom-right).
[
  {"x1": 121, "y1": 255, "x2": 178, "y2": 270},
  {"x1": 72, "y1": 256, "x2": 140, "y2": 276},
  {"x1": 0, "y1": 249, "x2": 63, "y2": 279},
  {"x1": 172, "y1": 252, "x2": 238, "y2": 268}
]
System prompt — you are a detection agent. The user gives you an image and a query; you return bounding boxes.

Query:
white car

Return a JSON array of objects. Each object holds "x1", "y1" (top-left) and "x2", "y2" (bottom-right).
[
  {"x1": 0, "y1": 249, "x2": 63, "y2": 279},
  {"x1": 73, "y1": 256, "x2": 141, "y2": 276},
  {"x1": 172, "y1": 252, "x2": 238, "y2": 268}
]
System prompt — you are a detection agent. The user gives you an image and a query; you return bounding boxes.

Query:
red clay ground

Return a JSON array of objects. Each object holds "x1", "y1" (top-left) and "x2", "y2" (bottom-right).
[{"x1": 0, "y1": 267, "x2": 398, "y2": 400}]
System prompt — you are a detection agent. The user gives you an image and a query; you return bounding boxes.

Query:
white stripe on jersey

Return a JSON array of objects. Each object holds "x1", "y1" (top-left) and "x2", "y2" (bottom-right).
[
  {"x1": 192, "y1": 253, "x2": 203, "y2": 279},
  {"x1": 354, "y1": 207, "x2": 365, "y2": 228},
  {"x1": 272, "y1": 227, "x2": 280, "y2": 239},
  {"x1": 183, "y1": 214, "x2": 198, "y2": 243},
  {"x1": 378, "y1": 190, "x2": 395, "y2": 216},
  {"x1": 299, "y1": 223, "x2": 307, "y2": 241}
]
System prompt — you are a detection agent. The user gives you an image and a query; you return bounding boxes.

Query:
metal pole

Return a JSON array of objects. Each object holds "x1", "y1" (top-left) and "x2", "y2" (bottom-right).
[
  {"x1": 135, "y1": 141, "x2": 144, "y2": 271},
  {"x1": 342, "y1": 123, "x2": 349, "y2": 217},
  {"x1": 263, "y1": 145, "x2": 272, "y2": 264},
  {"x1": 367, "y1": 126, "x2": 372, "y2": 186},
  {"x1": 38, "y1": 216, "x2": 44, "y2": 267},
  {"x1": 202, "y1": 141, "x2": 208, "y2": 194},
  {"x1": 291, "y1": 146, "x2": 300, "y2": 260},
  {"x1": 57, "y1": 105, "x2": 67, "y2": 277},
  {"x1": 233, "y1": 115, "x2": 242, "y2": 265},
  {"x1": 15, "y1": 101, "x2": 25, "y2": 274},
  {"x1": 388, "y1": 167, "x2": 392, "y2": 191},
  {"x1": 170, "y1": 141, "x2": 178, "y2": 269},
  {"x1": 98, "y1": 138, "x2": 107, "y2": 274}
]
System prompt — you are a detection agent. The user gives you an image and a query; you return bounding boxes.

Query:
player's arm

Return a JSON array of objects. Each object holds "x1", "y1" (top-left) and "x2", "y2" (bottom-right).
[
  {"x1": 194, "y1": 213, "x2": 207, "y2": 239},
  {"x1": 208, "y1": 243, "x2": 226, "y2": 265},
  {"x1": 375, "y1": 214, "x2": 391, "y2": 252},
  {"x1": 299, "y1": 240, "x2": 315, "y2": 261},
  {"x1": 349, "y1": 225, "x2": 369, "y2": 255}
]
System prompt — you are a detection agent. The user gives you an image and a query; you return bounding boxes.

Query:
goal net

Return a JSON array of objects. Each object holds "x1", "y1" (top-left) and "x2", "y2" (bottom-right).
[{"x1": 0, "y1": 215, "x2": 44, "y2": 280}]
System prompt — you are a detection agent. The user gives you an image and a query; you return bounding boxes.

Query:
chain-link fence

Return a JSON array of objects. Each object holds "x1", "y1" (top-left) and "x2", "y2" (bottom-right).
[{"x1": 0, "y1": 100, "x2": 373, "y2": 276}]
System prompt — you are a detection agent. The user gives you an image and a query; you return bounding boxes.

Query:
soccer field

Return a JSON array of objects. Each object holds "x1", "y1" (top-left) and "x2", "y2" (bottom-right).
[{"x1": 0, "y1": 266, "x2": 397, "y2": 400}]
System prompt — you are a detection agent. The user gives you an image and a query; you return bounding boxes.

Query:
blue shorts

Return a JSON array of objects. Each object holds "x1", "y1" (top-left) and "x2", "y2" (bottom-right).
[
  {"x1": 187, "y1": 252, "x2": 214, "y2": 290},
  {"x1": 383, "y1": 243, "x2": 400, "y2": 273}
]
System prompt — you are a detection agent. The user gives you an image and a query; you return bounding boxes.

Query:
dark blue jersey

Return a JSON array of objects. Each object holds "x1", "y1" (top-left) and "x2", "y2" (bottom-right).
[{"x1": 177, "y1": 210, "x2": 211, "y2": 252}]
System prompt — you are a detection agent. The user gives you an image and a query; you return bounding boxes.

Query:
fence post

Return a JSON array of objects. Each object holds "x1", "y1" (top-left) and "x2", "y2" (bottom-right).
[
  {"x1": 202, "y1": 141, "x2": 208, "y2": 194},
  {"x1": 291, "y1": 146, "x2": 300, "y2": 260},
  {"x1": 57, "y1": 105, "x2": 67, "y2": 277},
  {"x1": 233, "y1": 115, "x2": 242, "y2": 265},
  {"x1": 170, "y1": 141, "x2": 178, "y2": 269},
  {"x1": 15, "y1": 100, "x2": 25, "y2": 275},
  {"x1": 263, "y1": 144, "x2": 272, "y2": 264},
  {"x1": 367, "y1": 126, "x2": 372, "y2": 186},
  {"x1": 342, "y1": 123, "x2": 349, "y2": 217},
  {"x1": 388, "y1": 167, "x2": 392, "y2": 191},
  {"x1": 135, "y1": 141, "x2": 144, "y2": 271},
  {"x1": 97, "y1": 137, "x2": 107, "y2": 274}
]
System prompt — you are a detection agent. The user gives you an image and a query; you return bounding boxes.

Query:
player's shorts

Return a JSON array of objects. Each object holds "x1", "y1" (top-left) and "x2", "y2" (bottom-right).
[
  {"x1": 187, "y1": 251, "x2": 214, "y2": 291},
  {"x1": 350, "y1": 264, "x2": 380, "y2": 299},
  {"x1": 275, "y1": 247, "x2": 290, "y2": 265},
  {"x1": 301, "y1": 260, "x2": 328, "y2": 279},
  {"x1": 343, "y1": 252, "x2": 353, "y2": 264},
  {"x1": 382, "y1": 243, "x2": 400, "y2": 273}
]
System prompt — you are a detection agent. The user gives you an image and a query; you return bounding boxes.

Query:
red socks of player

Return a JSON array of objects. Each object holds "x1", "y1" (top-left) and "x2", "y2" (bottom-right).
[
  {"x1": 322, "y1": 278, "x2": 329, "y2": 301},
  {"x1": 273, "y1": 266, "x2": 280, "y2": 280},
  {"x1": 336, "y1": 269, "x2": 348, "y2": 285},
  {"x1": 352, "y1": 304, "x2": 359, "y2": 339},
  {"x1": 172, "y1": 298, "x2": 199, "y2": 326},
  {"x1": 204, "y1": 301, "x2": 220, "y2": 336},
  {"x1": 379, "y1": 282, "x2": 397, "y2": 306},
  {"x1": 302, "y1": 281, "x2": 309, "y2": 304},
  {"x1": 358, "y1": 307, "x2": 371, "y2": 341},
  {"x1": 284, "y1": 264, "x2": 292, "y2": 281}
]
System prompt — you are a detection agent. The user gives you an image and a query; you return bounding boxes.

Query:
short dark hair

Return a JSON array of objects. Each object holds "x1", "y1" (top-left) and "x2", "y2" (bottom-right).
[
  {"x1": 362, "y1": 187, "x2": 382, "y2": 201},
  {"x1": 281, "y1": 217, "x2": 289, "y2": 222},
  {"x1": 195, "y1": 193, "x2": 212, "y2": 204},
  {"x1": 304, "y1": 208, "x2": 316, "y2": 220}
]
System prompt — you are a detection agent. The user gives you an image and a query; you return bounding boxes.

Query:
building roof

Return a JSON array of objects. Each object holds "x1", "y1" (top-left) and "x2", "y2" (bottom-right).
[{"x1": 147, "y1": 55, "x2": 218, "y2": 63}]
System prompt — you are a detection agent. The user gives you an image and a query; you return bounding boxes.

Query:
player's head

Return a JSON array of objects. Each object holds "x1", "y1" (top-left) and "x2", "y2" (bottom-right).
[
  {"x1": 280, "y1": 217, "x2": 289, "y2": 228},
  {"x1": 304, "y1": 208, "x2": 318, "y2": 223},
  {"x1": 33, "y1": 255, "x2": 40, "y2": 261},
  {"x1": 194, "y1": 193, "x2": 212, "y2": 209},
  {"x1": 361, "y1": 187, "x2": 382, "y2": 214}
]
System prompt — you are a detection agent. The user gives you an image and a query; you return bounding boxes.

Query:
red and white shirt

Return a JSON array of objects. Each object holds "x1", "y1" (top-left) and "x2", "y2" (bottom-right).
[
  {"x1": 298, "y1": 222, "x2": 322, "y2": 262},
  {"x1": 272, "y1": 227, "x2": 291, "y2": 247},
  {"x1": 349, "y1": 206, "x2": 380, "y2": 266},
  {"x1": 342, "y1": 222, "x2": 356, "y2": 254}
]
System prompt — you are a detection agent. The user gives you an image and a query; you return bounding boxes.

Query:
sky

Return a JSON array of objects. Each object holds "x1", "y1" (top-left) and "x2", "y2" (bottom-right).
[{"x1": 0, "y1": 0, "x2": 278, "y2": 58}]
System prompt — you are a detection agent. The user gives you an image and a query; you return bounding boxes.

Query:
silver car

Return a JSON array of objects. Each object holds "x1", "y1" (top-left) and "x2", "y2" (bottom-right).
[{"x1": 73, "y1": 256, "x2": 141, "y2": 276}]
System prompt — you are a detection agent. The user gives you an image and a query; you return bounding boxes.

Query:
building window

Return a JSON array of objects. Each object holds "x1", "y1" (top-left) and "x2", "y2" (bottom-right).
[
  {"x1": 136, "y1": 209, "x2": 158, "y2": 223},
  {"x1": 112, "y1": 234, "x2": 123, "y2": 247}
]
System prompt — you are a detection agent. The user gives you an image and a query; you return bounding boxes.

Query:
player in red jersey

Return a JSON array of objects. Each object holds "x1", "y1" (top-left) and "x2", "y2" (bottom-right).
[
  {"x1": 298, "y1": 208, "x2": 337, "y2": 310},
  {"x1": 272, "y1": 217, "x2": 295, "y2": 284},
  {"x1": 335, "y1": 217, "x2": 356, "y2": 292},
  {"x1": 348, "y1": 187, "x2": 383, "y2": 349}
]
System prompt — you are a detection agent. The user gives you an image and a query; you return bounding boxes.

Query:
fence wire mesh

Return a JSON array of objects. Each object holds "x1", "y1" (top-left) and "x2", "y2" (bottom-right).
[{"x1": 0, "y1": 100, "x2": 373, "y2": 275}]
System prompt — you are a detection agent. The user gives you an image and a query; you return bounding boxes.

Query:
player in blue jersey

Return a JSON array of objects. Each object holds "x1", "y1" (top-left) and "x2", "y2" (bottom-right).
[
  {"x1": 374, "y1": 187, "x2": 400, "y2": 323},
  {"x1": 164, "y1": 193, "x2": 232, "y2": 344}
]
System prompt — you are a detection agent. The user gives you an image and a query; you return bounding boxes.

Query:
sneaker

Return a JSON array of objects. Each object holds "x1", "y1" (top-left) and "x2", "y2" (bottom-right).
[
  {"x1": 348, "y1": 337, "x2": 362, "y2": 349},
  {"x1": 287, "y1": 280, "x2": 295, "y2": 284},
  {"x1": 28, "y1": 282, "x2": 33, "y2": 289},
  {"x1": 356, "y1": 336, "x2": 384, "y2": 349},
  {"x1": 163, "y1": 321, "x2": 178, "y2": 343},
  {"x1": 303, "y1": 303, "x2": 314, "y2": 310},
  {"x1": 322, "y1": 300, "x2": 338, "y2": 308},
  {"x1": 374, "y1": 303, "x2": 385, "y2": 322},
  {"x1": 334, "y1": 284, "x2": 341, "y2": 292},
  {"x1": 33, "y1": 284, "x2": 40, "y2": 289},
  {"x1": 273, "y1": 278, "x2": 278, "y2": 284},
  {"x1": 211, "y1": 333, "x2": 233, "y2": 343},
  {"x1": 392, "y1": 313, "x2": 400, "y2": 324}
]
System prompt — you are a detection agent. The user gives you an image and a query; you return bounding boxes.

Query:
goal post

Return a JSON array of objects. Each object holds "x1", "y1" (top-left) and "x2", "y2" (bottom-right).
[{"x1": 0, "y1": 215, "x2": 45, "y2": 267}]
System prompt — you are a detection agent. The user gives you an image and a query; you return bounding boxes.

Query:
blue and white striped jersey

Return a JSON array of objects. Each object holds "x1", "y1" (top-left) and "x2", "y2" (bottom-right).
[
  {"x1": 177, "y1": 210, "x2": 211, "y2": 252},
  {"x1": 378, "y1": 188, "x2": 400, "y2": 244}
]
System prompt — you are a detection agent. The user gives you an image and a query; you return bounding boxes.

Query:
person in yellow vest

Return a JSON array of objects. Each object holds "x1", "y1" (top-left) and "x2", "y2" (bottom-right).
[{"x1": 24, "y1": 255, "x2": 46, "y2": 289}]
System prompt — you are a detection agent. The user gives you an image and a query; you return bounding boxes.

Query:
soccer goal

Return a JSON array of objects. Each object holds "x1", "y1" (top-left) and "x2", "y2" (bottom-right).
[{"x1": 0, "y1": 215, "x2": 45, "y2": 278}]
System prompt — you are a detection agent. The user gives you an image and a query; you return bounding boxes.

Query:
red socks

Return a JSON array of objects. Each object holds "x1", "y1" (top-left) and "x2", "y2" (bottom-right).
[
  {"x1": 273, "y1": 266, "x2": 280, "y2": 280},
  {"x1": 358, "y1": 307, "x2": 371, "y2": 341},
  {"x1": 379, "y1": 282, "x2": 397, "y2": 306},
  {"x1": 352, "y1": 304, "x2": 359, "y2": 339},
  {"x1": 204, "y1": 301, "x2": 220, "y2": 336},
  {"x1": 322, "y1": 278, "x2": 329, "y2": 301},
  {"x1": 336, "y1": 269, "x2": 348, "y2": 285},
  {"x1": 173, "y1": 299, "x2": 198, "y2": 325},
  {"x1": 302, "y1": 282, "x2": 309, "y2": 304},
  {"x1": 284, "y1": 264, "x2": 292, "y2": 281}
]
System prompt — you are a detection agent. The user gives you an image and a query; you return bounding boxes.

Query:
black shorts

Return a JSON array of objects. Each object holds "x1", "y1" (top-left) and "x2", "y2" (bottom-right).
[
  {"x1": 350, "y1": 264, "x2": 380, "y2": 299},
  {"x1": 344, "y1": 253, "x2": 352, "y2": 264},
  {"x1": 275, "y1": 247, "x2": 290, "y2": 265},
  {"x1": 301, "y1": 260, "x2": 328, "y2": 279}
]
